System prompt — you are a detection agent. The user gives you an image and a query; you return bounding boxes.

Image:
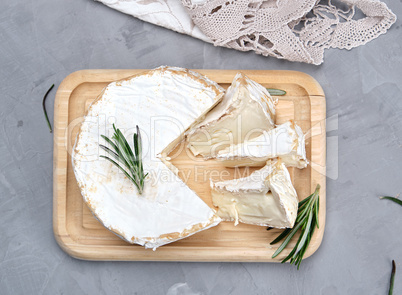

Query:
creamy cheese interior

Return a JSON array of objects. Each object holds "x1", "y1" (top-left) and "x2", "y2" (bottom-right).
[
  {"x1": 212, "y1": 190, "x2": 288, "y2": 227},
  {"x1": 211, "y1": 160, "x2": 298, "y2": 228},
  {"x1": 186, "y1": 73, "x2": 276, "y2": 158},
  {"x1": 217, "y1": 121, "x2": 308, "y2": 168}
]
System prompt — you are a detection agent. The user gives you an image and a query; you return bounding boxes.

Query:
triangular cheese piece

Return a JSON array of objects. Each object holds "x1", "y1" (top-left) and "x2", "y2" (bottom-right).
[
  {"x1": 211, "y1": 160, "x2": 298, "y2": 228},
  {"x1": 186, "y1": 73, "x2": 277, "y2": 158},
  {"x1": 72, "y1": 67, "x2": 224, "y2": 249},
  {"x1": 217, "y1": 121, "x2": 308, "y2": 168}
]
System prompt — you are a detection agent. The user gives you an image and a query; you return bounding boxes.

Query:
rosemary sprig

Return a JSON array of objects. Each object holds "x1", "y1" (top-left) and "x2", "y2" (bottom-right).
[
  {"x1": 389, "y1": 260, "x2": 396, "y2": 295},
  {"x1": 270, "y1": 184, "x2": 320, "y2": 269},
  {"x1": 267, "y1": 88, "x2": 286, "y2": 96},
  {"x1": 380, "y1": 196, "x2": 402, "y2": 207},
  {"x1": 100, "y1": 124, "x2": 148, "y2": 194},
  {"x1": 42, "y1": 84, "x2": 54, "y2": 133}
]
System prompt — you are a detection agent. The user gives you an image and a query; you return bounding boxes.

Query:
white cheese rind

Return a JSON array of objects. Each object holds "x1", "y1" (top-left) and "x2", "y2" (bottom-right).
[
  {"x1": 186, "y1": 73, "x2": 277, "y2": 158},
  {"x1": 216, "y1": 121, "x2": 308, "y2": 168},
  {"x1": 211, "y1": 160, "x2": 298, "y2": 228},
  {"x1": 72, "y1": 67, "x2": 224, "y2": 249}
]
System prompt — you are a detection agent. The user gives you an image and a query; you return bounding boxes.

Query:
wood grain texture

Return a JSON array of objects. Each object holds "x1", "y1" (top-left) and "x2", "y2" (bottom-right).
[{"x1": 53, "y1": 69, "x2": 326, "y2": 262}]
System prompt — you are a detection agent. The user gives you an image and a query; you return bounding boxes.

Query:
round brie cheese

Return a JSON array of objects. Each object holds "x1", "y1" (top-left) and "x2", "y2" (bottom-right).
[{"x1": 72, "y1": 66, "x2": 224, "y2": 250}]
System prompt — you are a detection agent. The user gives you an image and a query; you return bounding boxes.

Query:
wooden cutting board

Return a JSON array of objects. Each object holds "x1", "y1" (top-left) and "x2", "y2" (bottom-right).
[{"x1": 53, "y1": 69, "x2": 326, "y2": 262}]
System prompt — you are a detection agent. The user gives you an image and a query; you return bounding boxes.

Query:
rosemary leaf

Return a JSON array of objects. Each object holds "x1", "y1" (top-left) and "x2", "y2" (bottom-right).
[
  {"x1": 389, "y1": 260, "x2": 396, "y2": 295},
  {"x1": 380, "y1": 196, "x2": 402, "y2": 207},
  {"x1": 295, "y1": 212, "x2": 313, "y2": 254},
  {"x1": 100, "y1": 124, "x2": 147, "y2": 194},
  {"x1": 42, "y1": 84, "x2": 54, "y2": 133},
  {"x1": 270, "y1": 228, "x2": 291, "y2": 244},
  {"x1": 315, "y1": 197, "x2": 320, "y2": 228},
  {"x1": 266, "y1": 88, "x2": 286, "y2": 96},
  {"x1": 134, "y1": 133, "x2": 139, "y2": 159},
  {"x1": 99, "y1": 144, "x2": 119, "y2": 161},
  {"x1": 271, "y1": 221, "x2": 303, "y2": 258},
  {"x1": 298, "y1": 195, "x2": 311, "y2": 208},
  {"x1": 270, "y1": 184, "x2": 321, "y2": 268},
  {"x1": 101, "y1": 135, "x2": 131, "y2": 170}
]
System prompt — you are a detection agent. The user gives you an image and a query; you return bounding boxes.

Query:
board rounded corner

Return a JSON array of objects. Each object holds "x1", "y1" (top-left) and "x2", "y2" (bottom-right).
[
  {"x1": 291, "y1": 71, "x2": 325, "y2": 97},
  {"x1": 53, "y1": 229, "x2": 91, "y2": 261}
]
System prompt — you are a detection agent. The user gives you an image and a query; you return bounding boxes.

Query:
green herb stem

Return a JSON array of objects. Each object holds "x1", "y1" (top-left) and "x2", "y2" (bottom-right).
[
  {"x1": 266, "y1": 88, "x2": 286, "y2": 96},
  {"x1": 380, "y1": 196, "x2": 402, "y2": 207},
  {"x1": 389, "y1": 260, "x2": 396, "y2": 295},
  {"x1": 42, "y1": 84, "x2": 54, "y2": 133}
]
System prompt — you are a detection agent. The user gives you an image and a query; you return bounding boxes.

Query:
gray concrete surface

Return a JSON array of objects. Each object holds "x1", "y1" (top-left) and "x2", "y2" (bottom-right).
[{"x1": 1, "y1": 0, "x2": 402, "y2": 294}]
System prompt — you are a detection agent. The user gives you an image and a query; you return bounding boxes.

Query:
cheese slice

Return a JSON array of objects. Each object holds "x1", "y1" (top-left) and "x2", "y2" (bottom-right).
[
  {"x1": 186, "y1": 73, "x2": 277, "y2": 158},
  {"x1": 211, "y1": 160, "x2": 298, "y2": 228},
  {"x1": 72, "y1": 67, "x2": 224, "y2": 250},
  {"x1": 216, "y1": 121, "x2": 308, "y2": 168}
]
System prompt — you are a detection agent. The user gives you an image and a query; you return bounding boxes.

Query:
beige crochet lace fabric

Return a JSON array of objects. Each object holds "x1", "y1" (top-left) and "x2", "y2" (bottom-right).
[{"x1": 182, "y1": 0, "x2": 396, "y2": 64}]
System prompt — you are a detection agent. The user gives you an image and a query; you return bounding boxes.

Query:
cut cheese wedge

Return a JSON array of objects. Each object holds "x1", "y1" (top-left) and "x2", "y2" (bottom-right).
[
  {"x1": 186, "y1": 73, "x2": 277, "y2": 158},
  {"x1": 211, "y1": 160, "x2": 298, "y2": 228},
  {"x1": 216, "y1": 121, "x2": 308, "y2": 169},
  {"x1": 72, "y1": 67, "x2": 224, "y2": 250}
]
